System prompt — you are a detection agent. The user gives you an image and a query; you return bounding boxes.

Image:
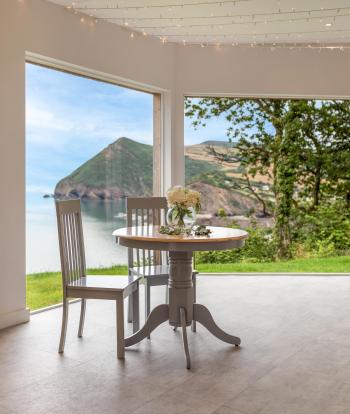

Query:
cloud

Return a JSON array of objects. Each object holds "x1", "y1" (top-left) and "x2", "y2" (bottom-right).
[
  {"x1": 26, "y1": 185, "x2": 54, "y2": 194},
  {"x1": 26, "y1": 100, "x2": 153, "y2": 150},
  {"x1": 26, "y1": 103, "x2": 74, "y2": 132}
]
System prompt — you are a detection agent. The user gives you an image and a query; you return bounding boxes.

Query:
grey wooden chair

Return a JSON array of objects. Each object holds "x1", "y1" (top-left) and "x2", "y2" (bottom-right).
[
  {"x1": 126, "y1": 197, "x2": 197, "y2": 332},
  {"x1": 56, "y1": 199, "x2": 140, "y2": 359}
]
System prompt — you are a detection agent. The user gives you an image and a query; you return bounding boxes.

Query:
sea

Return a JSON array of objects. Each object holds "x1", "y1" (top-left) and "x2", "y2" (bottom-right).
[{"x1": 26, "y1": 197, "x2": 128, "y2": 274}]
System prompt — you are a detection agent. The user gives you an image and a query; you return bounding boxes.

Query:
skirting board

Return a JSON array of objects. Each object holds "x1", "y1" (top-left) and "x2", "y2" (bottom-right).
[{"x1": 0, "y1": 308, "x2": 30, "y2": 330}]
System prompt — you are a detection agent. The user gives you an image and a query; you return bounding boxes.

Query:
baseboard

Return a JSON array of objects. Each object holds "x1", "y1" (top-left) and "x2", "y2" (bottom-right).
[{"x1": 0, "y1": 308, "x2": 30, "y2": 330}]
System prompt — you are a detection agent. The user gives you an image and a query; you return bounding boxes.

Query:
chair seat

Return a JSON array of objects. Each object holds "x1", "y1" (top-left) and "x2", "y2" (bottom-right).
[
  {"x1": 130, "y1": 265, "x2": 170, "y2": 278},
  {"x1": 130, "y1": 265, "x2": 199, "y2": 278},
  {"x1": 68, "y1": 275, "x2": 139, "y2": 292}
]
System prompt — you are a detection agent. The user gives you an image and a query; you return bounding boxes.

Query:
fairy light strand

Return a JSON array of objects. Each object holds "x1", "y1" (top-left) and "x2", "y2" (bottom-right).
[
  {"x1": 71, "y1": 0, "x2": 253, "y2": 11},
  {"x1": 64, "y1": 1, "x2": 350, "y2": 50},
  {"x1": 112, "y1": 13, "x2": 349, "y2": 29},
  {"x1": 149, "y1": 28, "x2": 350, "y2": 38},
  {"x1": 80, "y1": 6, "x2": 350, "y2": 22}
]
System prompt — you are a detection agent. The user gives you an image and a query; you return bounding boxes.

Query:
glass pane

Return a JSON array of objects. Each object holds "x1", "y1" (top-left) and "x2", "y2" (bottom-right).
[{"x1": 26, "y1": 63, "x2": 153, "y2": 307}]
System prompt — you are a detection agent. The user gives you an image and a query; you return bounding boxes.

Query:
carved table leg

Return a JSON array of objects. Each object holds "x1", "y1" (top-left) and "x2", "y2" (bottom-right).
[
  {"x1": 193, "y1": 303, "x2": 241, "y2": 346},
  {"x1": 168, "y1": 251, "x2": 194, "y2": 327},
  {"x1": 180, "y1": 307, "x2": 191, "y2": 369},
  {"x1": 124, "y1": 304, "x2": 169, "y2": 347}
]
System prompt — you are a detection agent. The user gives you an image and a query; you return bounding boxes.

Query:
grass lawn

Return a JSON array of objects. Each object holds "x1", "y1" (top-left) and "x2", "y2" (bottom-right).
[
  {"x1": 197, "y1": 256, "x2": 350, "y2": 273},
  {"x1": 27, "y1": 256, "x2": 350, "y2": 311}
]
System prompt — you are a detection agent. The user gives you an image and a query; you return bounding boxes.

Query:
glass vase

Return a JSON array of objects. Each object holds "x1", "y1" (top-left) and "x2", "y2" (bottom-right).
[{"x1": 167, "y1": 206, "x2": 196, "y2": 229}]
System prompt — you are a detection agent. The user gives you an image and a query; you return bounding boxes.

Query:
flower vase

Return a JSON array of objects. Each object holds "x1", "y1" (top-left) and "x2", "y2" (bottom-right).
[{"x1": 167, "y1": 206, "x2": 196, "y2": 230}]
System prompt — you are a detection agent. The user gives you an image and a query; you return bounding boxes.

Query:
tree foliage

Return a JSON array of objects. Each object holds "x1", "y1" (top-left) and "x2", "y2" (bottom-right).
[{"x1": 185, "y1": 97, "x2": 350, "y2": 259}]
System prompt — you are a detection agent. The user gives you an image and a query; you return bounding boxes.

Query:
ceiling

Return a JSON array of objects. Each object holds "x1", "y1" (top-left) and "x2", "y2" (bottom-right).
[{"x1": 49, "y1": 0, "x2": 350, "y2": 47}]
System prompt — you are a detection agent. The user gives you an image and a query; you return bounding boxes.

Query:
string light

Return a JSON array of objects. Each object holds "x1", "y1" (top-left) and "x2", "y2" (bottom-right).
[
  {"x1": 71, "y1": 0, "x2": 254, "y2": 11},
  {"x1": 63, "y1": 1, "x2": 350, "y2": 50},
  {"x1": 150, "y1": 28, "x2": 350, "y2": 39},
  {"x1": 128, "y1": 12, "x2": 347, "y2": 30},
  {"x1": 91, "y1": 6, "x2": 350, "y2": 24}
]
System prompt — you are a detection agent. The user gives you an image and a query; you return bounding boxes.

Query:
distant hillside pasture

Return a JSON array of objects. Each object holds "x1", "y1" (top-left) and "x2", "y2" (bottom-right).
[{"x1": 54, "y1": 137, "x2": 267, "y2": 220}]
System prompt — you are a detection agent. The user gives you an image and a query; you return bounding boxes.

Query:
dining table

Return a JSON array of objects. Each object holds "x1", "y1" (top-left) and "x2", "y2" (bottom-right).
[{"x1": 113, "y1": 225, "x2": 248, "y2": 369}]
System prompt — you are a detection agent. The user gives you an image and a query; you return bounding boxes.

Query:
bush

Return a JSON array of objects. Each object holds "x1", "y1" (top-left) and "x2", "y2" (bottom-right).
[
  {"x1": 196, "y1": 202, "x2": 350, "y2": 266},
  {"x1": 292, "y1": 202, "x2": 350, "y2": 257},
  {"x1": 197, "y1": 221, "x2": 276, "y2": 264}
]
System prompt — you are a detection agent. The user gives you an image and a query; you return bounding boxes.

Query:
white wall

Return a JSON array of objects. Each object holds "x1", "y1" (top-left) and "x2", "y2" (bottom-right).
[
  {"x1": 172, "y1": 45, "x2": 350, "y2": 184},
  {"x1": 1, "y1": 0, "x2": 350, "y2": 329},
  {"x1": 0, "y1": 0, "x2": 175, "y2": 329}
]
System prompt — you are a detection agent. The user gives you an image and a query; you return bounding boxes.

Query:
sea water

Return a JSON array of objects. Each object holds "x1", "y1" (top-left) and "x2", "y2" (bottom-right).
[{"x1": 26, "y1": 197, "x2": 128, "y2": 274}]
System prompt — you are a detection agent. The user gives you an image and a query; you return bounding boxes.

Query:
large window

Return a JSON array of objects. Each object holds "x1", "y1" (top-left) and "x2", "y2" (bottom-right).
[
  {"x1": 185, "y1": 97, "x2": 350, "y2": 270},
  {"x1": 26, "y1": 63, "x2": 157, "y2": 308}
]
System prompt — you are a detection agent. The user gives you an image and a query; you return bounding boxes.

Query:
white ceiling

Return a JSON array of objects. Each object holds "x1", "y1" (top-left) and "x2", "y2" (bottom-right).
[{"x1": 49, "y1": 0, "x2": 350, "y2": 46}]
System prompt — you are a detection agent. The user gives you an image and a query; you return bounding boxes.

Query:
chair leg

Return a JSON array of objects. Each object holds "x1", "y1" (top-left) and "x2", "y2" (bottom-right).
[
  {"x1": 116, "y1": 298, "x2": 125, "y2": 359},
  {"x1": 191, "y1": 274, "x2": 197, "y2": 332},
  {"x1": 58, "y1": 297, "x2": 69, "y2": 353},
  {"x1": 165, "y1": 284, "x2": 169, "y2": 304},
  {"x1": 132, "y1": 285, "x2": 140, "y2": 334},
  {"x1": 78, "y1": 299, "x2": 86, "y2": 338},
  {"x1": 127, "y1": 274, "x2": 133, "y2": 323},
  {"x1": 145, "y1": 281, "x2": 151, "y2": 339}
]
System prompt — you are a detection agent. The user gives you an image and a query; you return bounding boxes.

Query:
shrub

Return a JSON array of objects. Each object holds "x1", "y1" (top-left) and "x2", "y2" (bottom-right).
[
  {"x1": 197, "y1": 221, "x2": 276, "y2": 264},
  {"x1": 292, "y1": 202, "x2": 350, "y2": 257}
]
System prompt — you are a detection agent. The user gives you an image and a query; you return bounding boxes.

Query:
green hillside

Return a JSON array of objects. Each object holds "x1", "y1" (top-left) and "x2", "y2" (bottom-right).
[
  {"x1": 55, "y1": 137, "x2": 214, "y2": 199},
  {"x1": 185, "y1": 156, "x2": 217, "y2": 184},
  {"x1": 199, "y1": 140, "x2": 234, "y2": 147}
]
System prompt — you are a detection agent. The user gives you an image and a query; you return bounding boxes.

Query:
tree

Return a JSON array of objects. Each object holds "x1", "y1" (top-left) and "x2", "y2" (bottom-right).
[
  {"x1": 294, "y1": 100, "x2": 350, "y2": 210},
  {"x1": 185, "y1": 97, "x2": 350, "y2": 259}
]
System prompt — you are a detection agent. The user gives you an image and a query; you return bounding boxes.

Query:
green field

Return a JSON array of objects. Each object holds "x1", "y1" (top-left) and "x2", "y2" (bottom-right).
[{"x1": 27, "y1": 256, "x2": 350, "y2": 311}]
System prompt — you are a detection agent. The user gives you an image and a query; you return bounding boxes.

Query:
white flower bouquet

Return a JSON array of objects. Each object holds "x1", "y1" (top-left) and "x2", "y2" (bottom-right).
[{"x1": 166, "y1": 186, "x2": 201, "y2": 228}]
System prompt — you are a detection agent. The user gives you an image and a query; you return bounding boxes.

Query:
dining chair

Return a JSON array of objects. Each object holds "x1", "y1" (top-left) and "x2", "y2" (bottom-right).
[
  {"x1": 126, "y1": 197, "x2": 197, "y2": 332},
  {"x1": 56, "y1": 199, "x2": 140, "y2": 359}
]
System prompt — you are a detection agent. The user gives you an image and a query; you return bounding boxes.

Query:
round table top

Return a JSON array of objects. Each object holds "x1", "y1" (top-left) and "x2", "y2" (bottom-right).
[{"x1": 113, "y1": 226, "x2": 248, "y2": 252}]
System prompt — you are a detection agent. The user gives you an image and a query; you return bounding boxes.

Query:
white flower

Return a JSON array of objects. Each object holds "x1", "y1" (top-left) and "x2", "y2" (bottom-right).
[
  {"x1": 167, "y1": 186, "x2": 201, "y2": 211},
  {"x1": 167, "y1": 186, "x2": 187, "y2": 205}
]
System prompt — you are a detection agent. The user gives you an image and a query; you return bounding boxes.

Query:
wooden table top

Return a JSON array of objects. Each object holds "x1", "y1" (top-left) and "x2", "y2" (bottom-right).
[{"x1": 113, "y1": 226, "x2": 248, "y2": 244}]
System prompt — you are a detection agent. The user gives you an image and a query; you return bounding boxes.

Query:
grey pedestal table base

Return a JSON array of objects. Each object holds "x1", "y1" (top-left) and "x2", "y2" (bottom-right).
[{"x1": 124, "y1": 251, "x2": 241, "y2": 369}]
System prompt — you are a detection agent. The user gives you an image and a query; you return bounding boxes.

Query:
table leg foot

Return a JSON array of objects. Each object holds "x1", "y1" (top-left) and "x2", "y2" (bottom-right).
[
  {"x1": 193, "y1": 303, "x2": 241, "y2": 346},
  {"x1": 180, "y1": 307, "x2": 191, "y2": 369},
  {"x1": 125, "y1": 304, "x2": 169, "y2": 347}
]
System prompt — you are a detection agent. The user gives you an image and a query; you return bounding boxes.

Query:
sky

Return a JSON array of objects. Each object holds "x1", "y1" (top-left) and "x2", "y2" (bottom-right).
[{"x1": 26, "y1": 63, "x2": 232, "y2": 202}]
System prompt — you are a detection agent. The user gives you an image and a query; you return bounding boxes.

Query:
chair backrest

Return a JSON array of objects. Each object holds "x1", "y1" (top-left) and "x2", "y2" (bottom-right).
[
  {"x1": 126, "y1": 197, "x2": 168, "y2": 268},
  {"x1": 56, "y1": 199, "x2": 86, "y2": 286}
]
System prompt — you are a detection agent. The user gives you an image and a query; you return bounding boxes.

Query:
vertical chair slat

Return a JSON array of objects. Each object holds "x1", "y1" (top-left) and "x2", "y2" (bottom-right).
[
  {"x1": 66, "y1": 214, "x2": 74, "y2": 283},
  {"x1": 146, "y1": 208, "x2": 151, "y2": 266},
  {"x1": 77, "y1": 210, "x2": 86, "y2": 277},
  {"x1": 127, "y1": 207, "x2": 134, "y2": 273},
  {"x1": 141, "y1": 209, "x2": 145, "y2": 266},
  {"x1": 71, "y1": 213, "x2": 79, "y2": 282},
  {"x1": 135, "y1": 209, "x2": 140, "y2": 267},
  {"x1": 73, "y1": 213, "x2": 82, "y2": 279},
  {"x1": 61, "y1": 214, "x2": 69, "y2": 283},
  {"x1": 69, "y1": 214, "x2": 77, "y2": 282}
]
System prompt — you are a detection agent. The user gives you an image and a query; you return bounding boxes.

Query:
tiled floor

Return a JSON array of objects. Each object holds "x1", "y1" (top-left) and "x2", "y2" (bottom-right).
[{"x1": 1, "y1": 275, "x2": 350, "y2": 413}]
